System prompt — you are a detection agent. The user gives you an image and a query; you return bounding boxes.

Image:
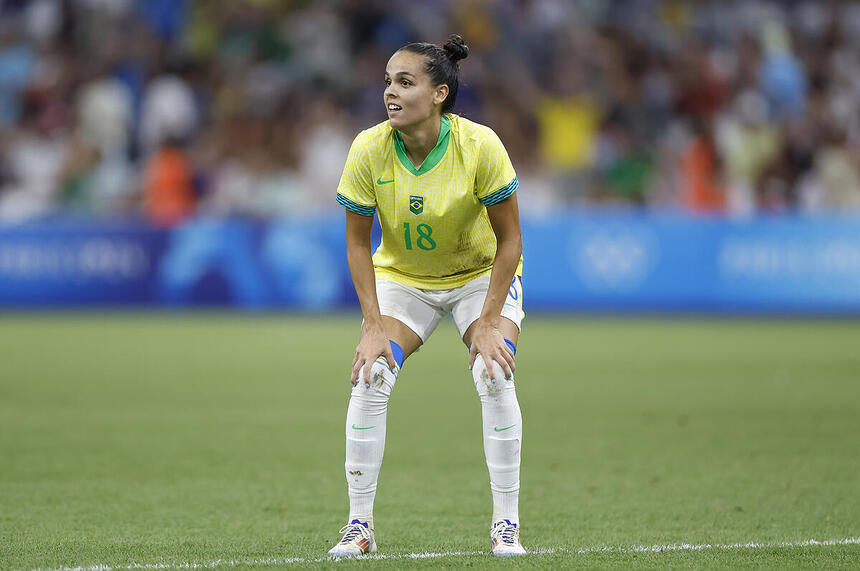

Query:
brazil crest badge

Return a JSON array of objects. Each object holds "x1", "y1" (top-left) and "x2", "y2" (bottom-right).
[{"x1": 409, "y1": 195, "x2": 424, "y2": 214}]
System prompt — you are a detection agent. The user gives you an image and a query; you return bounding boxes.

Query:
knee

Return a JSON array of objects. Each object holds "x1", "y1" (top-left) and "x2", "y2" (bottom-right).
[
  {"x1": 353, "y1": 360, "x2": 397, "y2": 401},
  {"x1": 351, "y1": 340, "x2": 404, "y2": 401},
  {"x1": 472, "y1": 354, "x2": 515, "y2": 400}
]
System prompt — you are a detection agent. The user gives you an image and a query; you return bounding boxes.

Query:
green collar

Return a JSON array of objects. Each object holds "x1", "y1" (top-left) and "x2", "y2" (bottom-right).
[{"x1": 393, "y1": 115, "x2": 451, "y2": 176}]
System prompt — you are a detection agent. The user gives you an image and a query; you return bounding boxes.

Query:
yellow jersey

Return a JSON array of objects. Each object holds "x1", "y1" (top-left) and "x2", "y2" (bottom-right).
[{"x1": 337, "y1": 114, "x2": 522, "y2": 289}]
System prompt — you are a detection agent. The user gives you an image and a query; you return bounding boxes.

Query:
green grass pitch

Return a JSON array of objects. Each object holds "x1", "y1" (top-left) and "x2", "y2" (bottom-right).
[{"x1": 1, "y1": 314, "x2": 859, "y2": 569}]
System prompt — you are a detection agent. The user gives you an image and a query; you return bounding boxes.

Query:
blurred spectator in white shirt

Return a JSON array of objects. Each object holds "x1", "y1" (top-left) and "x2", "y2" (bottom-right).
[
  {"x1": 139, "y1": 65, "x2": 198, "y2": 155},
  {"x1": 76, "y1": 74, "x2": 134, "y2": 155}
]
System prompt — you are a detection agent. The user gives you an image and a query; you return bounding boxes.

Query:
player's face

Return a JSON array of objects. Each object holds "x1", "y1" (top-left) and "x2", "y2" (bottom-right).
[{"x1": 384, "y1": 50, "x2": 448, "y2": 130}]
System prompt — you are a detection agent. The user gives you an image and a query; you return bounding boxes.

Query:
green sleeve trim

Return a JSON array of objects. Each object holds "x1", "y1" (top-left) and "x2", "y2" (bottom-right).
[
  {"x1": 392, "y1": 115, "x2": 451, "y2": 176},
  {"x1": 337, "y1": 193, "x2": 375, "y2": 216},
  {"x1": 480, "y1": 177, "x2": 519, "y2": 207}
]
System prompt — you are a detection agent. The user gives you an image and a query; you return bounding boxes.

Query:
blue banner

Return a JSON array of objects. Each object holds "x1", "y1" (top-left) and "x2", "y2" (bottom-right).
[
  {"x1": 2, "y1": 214, "x2": 860, "y2": 313},
  {"x1": 0, "y1": 220, "x2": 166, "y2": 305},
  {"x1": 525, "y1": 213, "x2": 860, "y2": 312}
]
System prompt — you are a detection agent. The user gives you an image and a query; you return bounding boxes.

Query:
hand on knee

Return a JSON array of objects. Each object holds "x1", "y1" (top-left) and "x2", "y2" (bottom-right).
[
  {"x1": 352, "y1": 362, "x2": 397, "y2": 414},
  {"x1": 472, "y1": 354, "x2": 515, "y2": 400},
  {"x1": 353, "y1": 340, "x2": 404, "y2": 399}
]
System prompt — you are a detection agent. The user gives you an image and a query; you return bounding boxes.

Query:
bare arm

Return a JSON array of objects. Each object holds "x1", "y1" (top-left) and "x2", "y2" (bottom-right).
[
  {"x1": 467, "y1": 193, "x2": 523, "y2": 377},
  {"x1": 345, "y1": 210, "x2": 395, "y2": 385}
]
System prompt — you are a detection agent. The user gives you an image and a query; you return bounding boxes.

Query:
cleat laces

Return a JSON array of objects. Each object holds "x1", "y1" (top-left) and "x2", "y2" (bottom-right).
[
  {"x1": 337, "y1": 521, "x2": 371, "y2": 545},
  {"x1": 499, "y1": 525, "x2": 518, "y2": 545},
  {"x1": 492, "y1": 520, "x2": 520, "y2": 546}
]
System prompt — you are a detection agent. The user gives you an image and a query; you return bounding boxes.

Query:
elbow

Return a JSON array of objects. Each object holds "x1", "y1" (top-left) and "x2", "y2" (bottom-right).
[
  {"x1": 346, "y1": 242, "x2": 370, "y2": 261},
  {"x1": 511, "y1": 239, "x2": 522, "y2": 260}
]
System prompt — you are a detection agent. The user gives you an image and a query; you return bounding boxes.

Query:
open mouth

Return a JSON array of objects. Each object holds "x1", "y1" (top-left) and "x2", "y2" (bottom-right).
[{"x1": 387, "y1": 103, "x2": 402, "y2": 112}]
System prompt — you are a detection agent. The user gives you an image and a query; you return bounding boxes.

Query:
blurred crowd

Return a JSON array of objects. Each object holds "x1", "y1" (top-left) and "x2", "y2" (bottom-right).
[{"x1": 1, "y1": 0, "x2": 860, "y2": 226}]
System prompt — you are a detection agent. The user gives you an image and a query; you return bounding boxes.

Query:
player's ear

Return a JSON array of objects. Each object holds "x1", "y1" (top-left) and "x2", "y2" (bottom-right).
[{"x1": 433, "y1": 84, "x2": 449, "y2": 107}]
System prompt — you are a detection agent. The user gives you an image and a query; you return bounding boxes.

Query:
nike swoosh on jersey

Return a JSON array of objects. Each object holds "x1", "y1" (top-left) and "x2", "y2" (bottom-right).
[
  {"x1": 494, "y1": 424, "x2": 517, "y2": 432},
  {"x1": 376, "y1": 177, "x2": 394, "y2": 185},
  {"x1": 352, "y1": 424, "x2": 376, "y2": 430}
]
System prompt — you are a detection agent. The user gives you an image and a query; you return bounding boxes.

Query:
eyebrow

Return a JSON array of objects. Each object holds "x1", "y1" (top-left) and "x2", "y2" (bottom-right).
[{"x1": 385, "y1": 71, "x2": 416, "y2": 78}]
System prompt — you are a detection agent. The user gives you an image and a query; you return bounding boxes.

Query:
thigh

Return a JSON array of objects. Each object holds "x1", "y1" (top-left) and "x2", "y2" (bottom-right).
[
  {"x1": 463, "y1": 316, "x2": 519, "y2": 349},
  {"x1": 453, "y1": 275, "x2": 525, "y2": 345},
  {"x1": 376, "y1": 279, "x2": 445, "y2": 350},
  {"x1": 381, "y1": 315, "x2": 423, "y2": 359}
]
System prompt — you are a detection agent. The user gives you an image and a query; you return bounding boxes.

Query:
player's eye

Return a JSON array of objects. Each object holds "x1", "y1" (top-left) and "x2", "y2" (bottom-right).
[
  {"x1": 384, "y1": 78, "x2": 391, "y2": 86},
  {"x1": 400, "y1": 80, "x2": 411, "y2": 87}
]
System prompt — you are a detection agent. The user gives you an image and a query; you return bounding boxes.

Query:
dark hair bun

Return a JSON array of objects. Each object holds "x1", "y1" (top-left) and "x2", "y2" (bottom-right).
[{"x1": 443, "y1": 34, "x2": 469, "y2": 63}]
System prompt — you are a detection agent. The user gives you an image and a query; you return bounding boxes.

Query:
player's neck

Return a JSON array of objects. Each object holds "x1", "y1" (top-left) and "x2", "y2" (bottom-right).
[{"x1": 397, "y1": 115, "x2": 441, "y2": 169}]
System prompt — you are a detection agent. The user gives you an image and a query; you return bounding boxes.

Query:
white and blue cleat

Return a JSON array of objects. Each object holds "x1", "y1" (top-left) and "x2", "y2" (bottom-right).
[
  {"x1": 491, "y1": 519, "x2": 527, "y2": 556},
  {"x1": 328, "y1": 519, "x2": 377, "y2": 557}
]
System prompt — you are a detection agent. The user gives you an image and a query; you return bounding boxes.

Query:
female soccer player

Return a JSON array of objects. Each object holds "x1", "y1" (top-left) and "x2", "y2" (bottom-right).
[{"x1": 329, "y1": 34, "x2": 526, "y2": 557}]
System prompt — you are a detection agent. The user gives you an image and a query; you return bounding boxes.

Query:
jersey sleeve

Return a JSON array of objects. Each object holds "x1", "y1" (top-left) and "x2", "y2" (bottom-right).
[
  {"x1": 474, "y1": 127, "x2": 518, "y2": 207},
  {"x1": 336, "y1": 131, "x2": 376, "y2": 216}
]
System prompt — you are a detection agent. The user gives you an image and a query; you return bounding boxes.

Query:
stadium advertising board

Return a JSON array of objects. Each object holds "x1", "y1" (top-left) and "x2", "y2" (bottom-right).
[{"x1": 1, "y1": 215, "x2": 859, "y2": 312}]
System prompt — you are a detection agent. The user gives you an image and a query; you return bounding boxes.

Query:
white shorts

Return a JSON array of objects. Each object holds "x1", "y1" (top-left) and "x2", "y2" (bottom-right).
[{"x1": 377, "y1": 275, "x2": 524, "y2": 342}]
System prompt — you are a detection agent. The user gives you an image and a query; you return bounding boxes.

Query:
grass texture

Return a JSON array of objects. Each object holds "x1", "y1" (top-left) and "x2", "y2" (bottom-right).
[{"x1": 1, "y1": 314, "x2": 859, "y2": 569}]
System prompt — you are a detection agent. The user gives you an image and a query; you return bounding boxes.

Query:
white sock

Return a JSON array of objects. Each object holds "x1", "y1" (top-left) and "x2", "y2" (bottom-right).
[
  {"x1": 344, "y1": 359, "x2": 397, "y2": 526},
  {"x1": 472, "y1": 354, "x2": 522, "y2": 524}
]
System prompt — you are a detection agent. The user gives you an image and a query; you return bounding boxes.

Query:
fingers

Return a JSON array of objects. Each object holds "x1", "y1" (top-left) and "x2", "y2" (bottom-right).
[
  {"x1": 352, "y1": 326, "x2": 394, "y2": 386},
  {"x1": 470, "y1": 343, "x2": 516, "y2": 382},
  {"x1": 486, "y1": 345, "x2": 516, "y2": 382},
  {"x1": 351, "y1": 355, "x2": 363, "y2": 386},
  {"x1": 501, "y1": 344, "x2": 516, "y2": 374},
  {"x1": 496, "y1": 348, "x2": 515, "y2": 380},
  {"x1": 362, "y1": 361, "x2": 373, "y2": 388},
  {"x1": 352, "y1": 359, "x2": 372, "y2": 387}
]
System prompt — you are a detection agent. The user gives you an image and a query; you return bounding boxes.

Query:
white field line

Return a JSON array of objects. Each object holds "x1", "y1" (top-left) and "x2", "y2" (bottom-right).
[{"x1": 31, "y1": 537, "x2": 860, "y2": 571}]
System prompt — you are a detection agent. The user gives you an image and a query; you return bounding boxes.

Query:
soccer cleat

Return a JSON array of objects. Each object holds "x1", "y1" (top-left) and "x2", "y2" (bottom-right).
[
  {"x1": 328, "y1": 519, "x2": 377, "y2": 556},
  {"x1": 490, "y1": 519, "x2": 526, "y2": 556}
]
